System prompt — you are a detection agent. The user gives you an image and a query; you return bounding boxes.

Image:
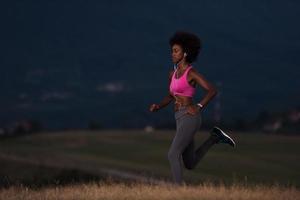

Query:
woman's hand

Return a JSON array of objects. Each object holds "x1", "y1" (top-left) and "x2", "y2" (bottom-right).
[
  {"x1": 185, "y1": 104, "x2": 201, "y2": 115},
  {"x1": 149, "y1": 104, "x2": 160, "y2": 112}
]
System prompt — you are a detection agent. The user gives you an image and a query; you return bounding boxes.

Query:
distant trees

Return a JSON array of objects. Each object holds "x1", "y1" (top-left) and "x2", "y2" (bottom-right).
[
  {"x1": 231, "y1": 108, "x2": 300, "y2": 134},
  {"x1": 0, "y1": 119, "x2": 43, "y2": 137}
]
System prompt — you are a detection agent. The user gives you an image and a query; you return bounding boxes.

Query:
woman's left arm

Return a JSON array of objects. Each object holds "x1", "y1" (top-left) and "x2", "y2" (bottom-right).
[{"x1": 190, "y1": 68, "x2": 217, "y2": 109}]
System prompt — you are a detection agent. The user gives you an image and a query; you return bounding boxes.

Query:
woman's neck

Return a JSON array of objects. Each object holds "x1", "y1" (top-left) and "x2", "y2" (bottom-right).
[{"x1": 177, "y1": 60, "x2": 189, "y2": 70}]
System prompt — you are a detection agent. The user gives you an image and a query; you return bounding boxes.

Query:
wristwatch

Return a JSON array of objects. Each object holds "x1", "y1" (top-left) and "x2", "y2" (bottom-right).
[{"x1": 197, "y1": 103, "x2": 204, "y2": 109}]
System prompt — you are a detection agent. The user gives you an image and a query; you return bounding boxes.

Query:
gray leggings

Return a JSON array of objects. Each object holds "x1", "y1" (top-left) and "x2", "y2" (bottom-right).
[{"x1": 168, "y1": 107, "x2": 219, "y2": 184}]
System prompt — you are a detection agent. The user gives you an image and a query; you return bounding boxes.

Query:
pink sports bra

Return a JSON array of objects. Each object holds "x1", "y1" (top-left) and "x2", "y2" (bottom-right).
[{"x1": 169, "y1": 66, "x2": 196, "y2": 97}]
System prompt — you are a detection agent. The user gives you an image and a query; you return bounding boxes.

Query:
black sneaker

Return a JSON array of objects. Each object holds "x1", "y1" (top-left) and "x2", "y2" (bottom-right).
[{"x1": 212, "y1": 126, "x2": 236, "y2": 147}]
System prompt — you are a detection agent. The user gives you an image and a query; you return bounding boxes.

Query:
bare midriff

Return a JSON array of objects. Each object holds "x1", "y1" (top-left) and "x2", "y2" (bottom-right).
[{"x1": 173, "y1": 95, "x2": 193, "y2": 111}]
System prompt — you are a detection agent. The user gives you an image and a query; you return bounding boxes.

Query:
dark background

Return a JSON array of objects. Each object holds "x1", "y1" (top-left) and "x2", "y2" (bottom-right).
[{"x1": 0, "y1": 1, "x2": 299, "y2": 130}]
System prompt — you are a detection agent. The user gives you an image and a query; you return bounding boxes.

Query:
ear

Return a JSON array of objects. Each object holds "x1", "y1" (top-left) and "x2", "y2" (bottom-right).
[{"x1": 184, "y1": 53, "x2": 187, "y2": 57}]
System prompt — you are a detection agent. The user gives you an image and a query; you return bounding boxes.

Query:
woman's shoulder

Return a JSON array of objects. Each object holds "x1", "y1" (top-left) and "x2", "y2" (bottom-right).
[
  {"x1": 187, "y1": 66, "x2": 196, "y2": 74},
  {"x1": 187, "y1": 66, "x2": 205, "y2": 80},
  {"x1": 188, "y1": 66, "x2": 201, "y2": 75}
]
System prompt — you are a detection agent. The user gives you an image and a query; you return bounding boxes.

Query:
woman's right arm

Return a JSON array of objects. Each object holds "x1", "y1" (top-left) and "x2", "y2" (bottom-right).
[{"x1": 149, "y1": 70, "x2": 174, "y2": 112}]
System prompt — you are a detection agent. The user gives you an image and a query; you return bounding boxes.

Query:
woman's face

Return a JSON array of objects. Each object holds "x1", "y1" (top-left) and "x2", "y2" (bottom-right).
[{"x1": 171, "y1": 44, "x2": 184, "y2": 64}]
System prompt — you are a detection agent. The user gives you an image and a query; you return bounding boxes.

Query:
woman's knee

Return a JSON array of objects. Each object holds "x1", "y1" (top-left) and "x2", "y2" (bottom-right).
[
  {"x1": 182, "y1": 151, "x2": 196, "y2": 170},
  {"x1": 183, "y1": 161, "x2": 195, "y2": 170},
  {"x1": 167, "y1": 149, "x2": 180, "y2": 162}
]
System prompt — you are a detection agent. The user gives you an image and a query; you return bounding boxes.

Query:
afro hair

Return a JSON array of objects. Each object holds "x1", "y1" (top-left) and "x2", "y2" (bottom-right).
[{"x1": 169, "y1": 31, "x2": 202, "y2": 63}]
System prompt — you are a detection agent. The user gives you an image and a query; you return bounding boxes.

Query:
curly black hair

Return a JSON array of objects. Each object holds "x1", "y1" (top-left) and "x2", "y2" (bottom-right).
[{"x1": 169, "y1": 31, "x2": 202, "y2": 63}]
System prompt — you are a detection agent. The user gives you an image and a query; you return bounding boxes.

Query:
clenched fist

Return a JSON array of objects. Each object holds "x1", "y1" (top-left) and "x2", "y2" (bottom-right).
[{"x1": 149, "y1": 104, "x2": 160, "y2": 112}]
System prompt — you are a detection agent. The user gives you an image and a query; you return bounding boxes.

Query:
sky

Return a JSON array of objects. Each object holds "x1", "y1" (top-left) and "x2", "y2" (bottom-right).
[{"x1": 0, "y1": 1, "x2": 300, "y2": 129}]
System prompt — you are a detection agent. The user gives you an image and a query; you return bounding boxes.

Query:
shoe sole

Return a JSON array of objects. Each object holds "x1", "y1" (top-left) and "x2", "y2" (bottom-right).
[{"x1": 213, "y1": 126, "x2": 236, "y2": 148}]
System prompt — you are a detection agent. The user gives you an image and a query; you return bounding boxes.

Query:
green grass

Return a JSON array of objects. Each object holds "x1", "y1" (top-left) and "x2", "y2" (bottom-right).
[{"x1": 0, "y1": 130, "x2": 299, "y2": 187}]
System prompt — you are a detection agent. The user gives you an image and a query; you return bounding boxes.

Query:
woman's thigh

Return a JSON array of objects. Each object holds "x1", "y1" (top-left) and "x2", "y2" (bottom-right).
[{"x1": 170, "y1": 112, "x2": 201, "y2": 153}]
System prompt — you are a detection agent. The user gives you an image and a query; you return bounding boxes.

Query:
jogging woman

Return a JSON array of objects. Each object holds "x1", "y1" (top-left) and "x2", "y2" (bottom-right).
[{"x1": 149, "y1": 31, "x2": 235, "y2": 185}]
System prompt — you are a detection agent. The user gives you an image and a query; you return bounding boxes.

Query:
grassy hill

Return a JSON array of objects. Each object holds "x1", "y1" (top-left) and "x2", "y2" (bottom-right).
[{"x1": 0, "y1": 130, "x2": 299, "y2": 188}]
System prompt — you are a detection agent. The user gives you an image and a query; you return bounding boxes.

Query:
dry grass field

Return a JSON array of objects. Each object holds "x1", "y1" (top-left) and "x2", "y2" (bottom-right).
[{"x1": 0, "y1": 182, "x2": 299, "y2": 200}]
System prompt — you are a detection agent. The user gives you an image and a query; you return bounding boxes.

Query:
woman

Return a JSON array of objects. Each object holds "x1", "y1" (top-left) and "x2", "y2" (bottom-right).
[{"x1": 149, "y1": 31, "x2": 235, "y2": 185}]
